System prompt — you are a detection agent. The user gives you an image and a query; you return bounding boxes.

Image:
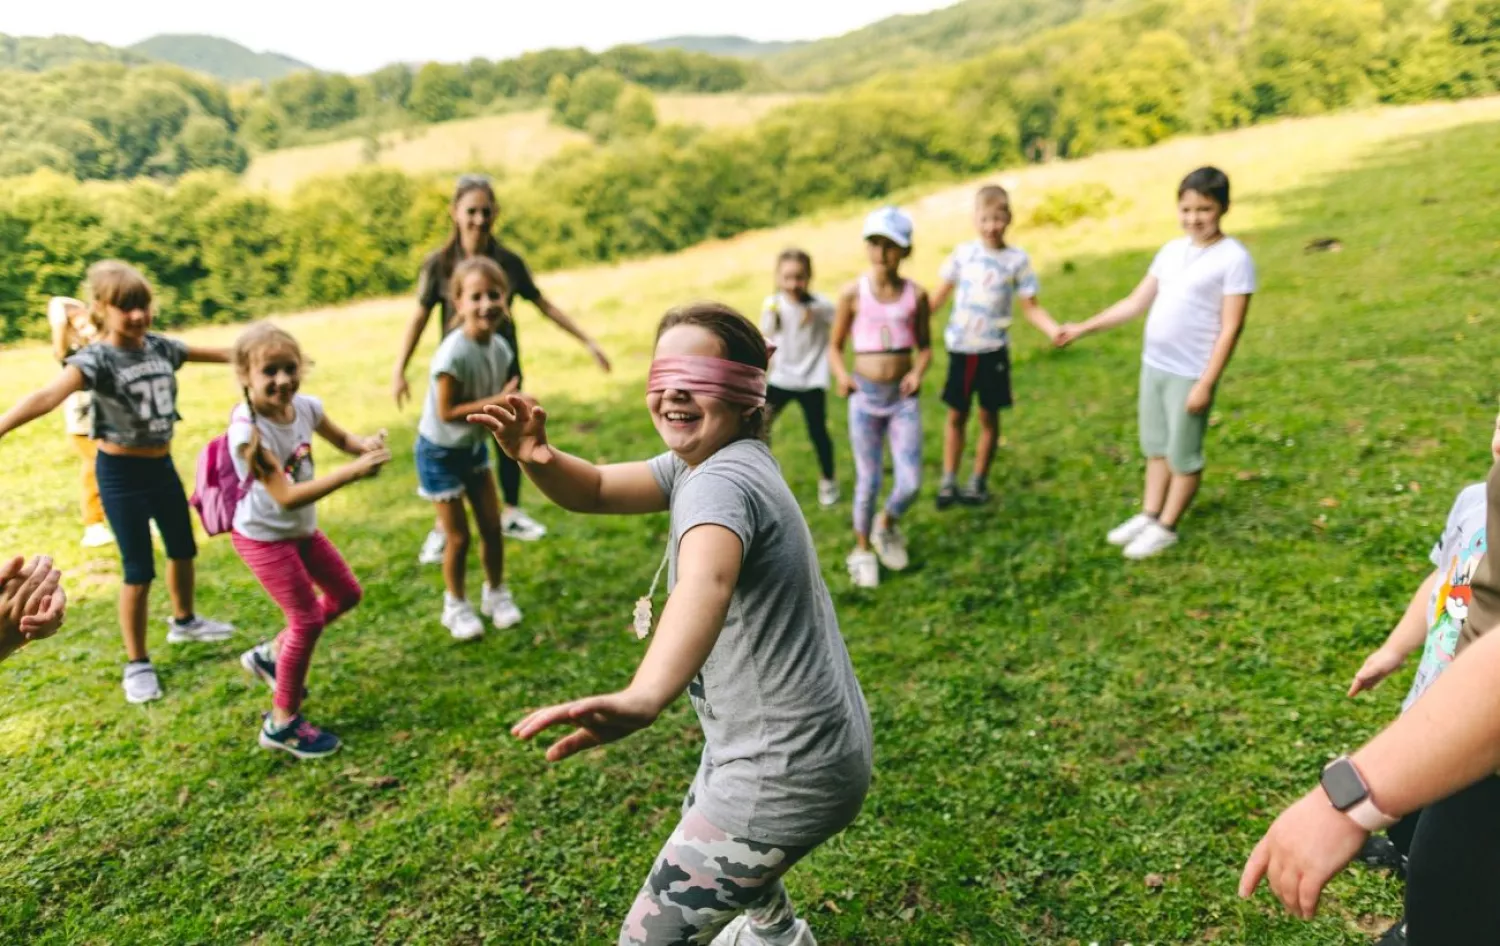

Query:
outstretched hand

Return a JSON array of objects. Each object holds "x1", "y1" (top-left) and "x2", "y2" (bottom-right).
[
  {"x1": 1, "y1": 555, "x2": 66, "y2": 648},
  {"x1": 1348, "y1": 645, "x2": 1406, "y2": 697},
  {"x1": 469, "y1": 395, "x2": 555, "y2": 465},
  {"x1": 511, "y1": 690, "x2": 660, "y2": 762}
]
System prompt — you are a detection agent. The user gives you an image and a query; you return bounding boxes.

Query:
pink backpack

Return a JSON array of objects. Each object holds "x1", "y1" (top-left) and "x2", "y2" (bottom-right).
[{"x1": 190, "y1": 416, "x2": 253, "y2": 537}]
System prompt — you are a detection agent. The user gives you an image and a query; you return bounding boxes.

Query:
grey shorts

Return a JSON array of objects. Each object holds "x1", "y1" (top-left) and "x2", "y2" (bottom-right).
[{"x1": 1138, "y1": 363, "x2": 1211, "y2": 474}]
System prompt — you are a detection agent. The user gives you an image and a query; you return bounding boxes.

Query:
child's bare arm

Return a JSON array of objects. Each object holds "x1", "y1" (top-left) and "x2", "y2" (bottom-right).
[
  {"x1": 1349, "y1": 569, "x2": 1442, "y2": 697},
  {"x1": 827, "y1": 285, "x2": 858, "y2": 396},
  {"x1": 183, "y1": 345, "x2": 231, "y2": 364},
  {"x1": 0, "y1": 367, "x2": 86, "y2": 441},
  {"x1": 1019, "y1": 296, "x2": 1062, "y2": 342},
  {"x1": 315, "y1": 415, "x2": 385, "y2": 457},
  {"x1": 929, "y1": 279, "x2": 955, "y2": 316},
  {"x1": 1075, "y1": 275, "x2": 1160, "y2": 337}
]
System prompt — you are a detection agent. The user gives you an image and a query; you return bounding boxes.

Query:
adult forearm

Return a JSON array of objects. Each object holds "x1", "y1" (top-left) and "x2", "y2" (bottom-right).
[{"x1": 1354, "y1": 628, "x2": 1500, "y2": 815}]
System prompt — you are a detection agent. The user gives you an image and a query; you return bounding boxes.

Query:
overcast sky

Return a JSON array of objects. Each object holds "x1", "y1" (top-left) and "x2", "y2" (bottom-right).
[{"x1": 4, "y1": 1, "x2": 956, "y2": 74}]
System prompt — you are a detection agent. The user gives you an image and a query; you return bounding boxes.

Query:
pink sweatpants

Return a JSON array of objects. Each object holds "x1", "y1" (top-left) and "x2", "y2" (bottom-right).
[{"x1": 231, "y1": 530, "x2": 362, "y2": 714}]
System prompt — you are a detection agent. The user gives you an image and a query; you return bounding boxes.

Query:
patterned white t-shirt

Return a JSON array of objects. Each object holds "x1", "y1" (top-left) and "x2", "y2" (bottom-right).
[
  {"x1": 938, "y1": 241, "x2": 1040, "y2": 354},
  {"x1": 1404, "y1": 482, "x2": 1488, "y2": 711}
]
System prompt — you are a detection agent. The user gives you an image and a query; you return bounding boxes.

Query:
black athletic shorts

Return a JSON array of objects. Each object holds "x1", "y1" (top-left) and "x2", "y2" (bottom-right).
[{"x1": 942, "y1": 348, "x2": 1012, "y2": 412}]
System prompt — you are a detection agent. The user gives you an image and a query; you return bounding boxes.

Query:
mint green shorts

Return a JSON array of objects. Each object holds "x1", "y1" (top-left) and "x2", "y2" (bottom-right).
[{"x1": 1139, "y1": 363, "x2": 1210, "y2": 474}]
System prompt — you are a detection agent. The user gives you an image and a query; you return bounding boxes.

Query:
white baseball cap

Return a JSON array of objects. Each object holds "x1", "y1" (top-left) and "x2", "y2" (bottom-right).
[{"x1": 862, "y1": 206, "x2": 914, "y2": 248}]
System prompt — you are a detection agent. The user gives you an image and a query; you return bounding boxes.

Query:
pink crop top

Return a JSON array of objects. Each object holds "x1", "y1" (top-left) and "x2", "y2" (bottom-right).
[{"x1": 851, "y1": 276, "x2": 919, "y2": 354}]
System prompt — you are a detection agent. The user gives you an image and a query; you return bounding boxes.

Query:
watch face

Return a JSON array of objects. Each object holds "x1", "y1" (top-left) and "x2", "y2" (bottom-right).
[{"x1": 1321, "y1": 759, "x2": 1368, "y2": 811}]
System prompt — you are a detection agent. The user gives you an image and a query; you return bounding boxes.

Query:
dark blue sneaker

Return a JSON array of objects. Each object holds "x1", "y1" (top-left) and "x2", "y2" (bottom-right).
[
  {"x1": 240, "y1": 643, "x2": 277, "y2": 689},
  {"x1": 259, "y1": 714, "x2": 341, "y2": 759}
]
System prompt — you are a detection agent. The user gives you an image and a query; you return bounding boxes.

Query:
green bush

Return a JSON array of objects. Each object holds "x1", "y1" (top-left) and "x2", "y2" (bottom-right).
[{"x1": 1026, "y1": 183, "x2": 1116, "y2": 229}]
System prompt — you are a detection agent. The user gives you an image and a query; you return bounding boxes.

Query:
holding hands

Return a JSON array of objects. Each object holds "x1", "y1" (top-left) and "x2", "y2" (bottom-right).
[
  {"x1": 469, "y1": 395, "x2": 556, "y2": 465},
  {"x1": 1053, "y1": 323, "x2": 1086, "y2": 348}
]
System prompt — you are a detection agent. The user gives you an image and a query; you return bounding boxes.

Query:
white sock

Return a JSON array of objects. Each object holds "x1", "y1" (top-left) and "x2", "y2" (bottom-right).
[{"x1": 444, "y1": 592, "x2": 466, "y2": 608}]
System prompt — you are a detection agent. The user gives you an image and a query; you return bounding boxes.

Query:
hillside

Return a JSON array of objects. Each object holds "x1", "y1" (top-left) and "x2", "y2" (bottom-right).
[
  {"x1": 764, "y1": 0, "x2": 1115, "y2": 88},
  {"x1": 129, "y1": 34, "x2": 314, "y2": 81},
  {"x1": 639, "y1": 35, "x2": 808, "y2": 58},
  {"x1": 241, "y1": 93, "x2": 804, "y2": 192},
  {"x1": 0, "y1": 33, "x2": 146, "y2": 71},
  {"x1": 3, "y1": 98, "x2": 1499, "y2": 943}
]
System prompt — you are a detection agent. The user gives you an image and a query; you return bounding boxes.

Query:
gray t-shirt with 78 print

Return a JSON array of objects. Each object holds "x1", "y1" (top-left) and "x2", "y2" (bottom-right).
[{"x1": 648, "y1": 438, "x2": 872, "y2": 847}]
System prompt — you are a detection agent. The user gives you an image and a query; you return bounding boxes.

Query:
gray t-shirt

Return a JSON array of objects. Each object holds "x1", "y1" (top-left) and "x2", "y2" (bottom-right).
[
  {"x1": 417, "y1": 329, "x2": 514, "y2": 448},
  {"x1": 648, "y1": 439, "x2": 873, "y2": 847},
  {"x1": 66, "y1": 334, "x2": 188, "y2": 448}
]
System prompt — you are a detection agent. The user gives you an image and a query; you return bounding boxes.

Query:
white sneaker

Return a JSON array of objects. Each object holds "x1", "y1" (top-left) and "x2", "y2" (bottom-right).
[
  {"x1": 443, "y1": 598, "x2": 485, "y2": 641},
  {"x1": 122, "y1": 661, "x2": 163, "y2": 703},
  {"x1": 712, "y1": 914, "x2": 817, "y2": 946},
  {"x1": 418, "y1": 528, "x2": 446, "y2": 565},
  {"x1": 81, "y1": 523, "x2": 116, "y2": 548},
  {"x1": 502, "y1": 507, "x2": 547, "y2": 541},
  {"x1": 1123, "y1": 521, "x2": 1179, "y2": 560},
  {"x1": 481, "y1": 584, "x2": 523, "y2": 630},
  {"x1": 166, "y1": 615, "x2": 235, "y2": 643},
  {"x1": 871, "y1": 524, "x2": 909, "y2": 571},
  {"x1": 1106, "y1": 513, "x2": 1157, "y2": 547},
  {"x1": 817, "y1": 479, "x2": 840, "y2": 508},
  {"x1": 846, "y1": 549, "x2": 879, "y2": 589}
]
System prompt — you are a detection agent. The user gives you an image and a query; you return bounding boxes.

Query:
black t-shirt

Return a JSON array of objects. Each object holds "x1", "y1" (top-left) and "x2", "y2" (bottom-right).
[{"x1": 417, "y1": 243, "x2": 542, "y2": 378}]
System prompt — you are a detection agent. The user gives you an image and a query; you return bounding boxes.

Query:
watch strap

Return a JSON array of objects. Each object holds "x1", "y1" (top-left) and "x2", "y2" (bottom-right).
[{"x1": 1345, "y1": 796, "x2": 1398, "y2": 832}]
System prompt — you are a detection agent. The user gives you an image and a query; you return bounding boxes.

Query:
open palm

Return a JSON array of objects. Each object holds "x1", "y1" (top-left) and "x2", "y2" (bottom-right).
[
  {"x1": 511, "y1": 691, "x2": 659, "y2": 762},
  {"x1": 469, "y1": 396, "x2": 554, "y2": 464}
]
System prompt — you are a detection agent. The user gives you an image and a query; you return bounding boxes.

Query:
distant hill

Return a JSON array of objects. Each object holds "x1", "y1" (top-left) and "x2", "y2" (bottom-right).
[
  {"x1": 0, "y1": 33, "x2": 147, "y2": 71},
  {"x1": 129, "y1": 34, "x2": 313, "y2": 82},
  {"x1": 764, "y1": 0, "x2": 1117, "y2": 89},
  {"x1": 640, "y1": 35, "x2": 808, "y2": 59}
]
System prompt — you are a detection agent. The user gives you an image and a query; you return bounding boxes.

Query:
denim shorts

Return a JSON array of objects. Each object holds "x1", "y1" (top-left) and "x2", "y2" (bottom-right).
[{"x1": 415, "y1": 435, "x2": 490, "y2": 502}]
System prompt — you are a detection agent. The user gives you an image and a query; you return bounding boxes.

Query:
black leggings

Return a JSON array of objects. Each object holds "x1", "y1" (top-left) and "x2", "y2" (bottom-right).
[
  {"x1": 96, "y1": 451, "x2": 197, "y2": 585},
  {"x1": 1405, "y1": 775, "x2": 1500, "y2": 944},
  {"x1": 767, "y1": 386, "x2": 835, "y2": 479},
  {"x1": 497, "y1": 449, "x2": 521, "y2": 507}
]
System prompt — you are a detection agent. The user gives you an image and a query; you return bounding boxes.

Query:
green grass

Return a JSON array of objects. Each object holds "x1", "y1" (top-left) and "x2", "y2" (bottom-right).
[{"x1": 2, "y1": 100, "x2": 1499, "y2": 944}]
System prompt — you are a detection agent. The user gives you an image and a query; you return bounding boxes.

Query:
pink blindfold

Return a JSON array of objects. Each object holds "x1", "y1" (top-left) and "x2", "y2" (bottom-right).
[{"x1": 648, "y1": 355, "x2": 768, "y2": 408}]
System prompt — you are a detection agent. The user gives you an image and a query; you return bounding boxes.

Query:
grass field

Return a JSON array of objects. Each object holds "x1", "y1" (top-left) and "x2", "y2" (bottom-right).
[
  {"x1": 3, "y1": 96, "x2": 1500, "y2": 944},
  {"x1": 243, "y1": 93, "x2": 804, "y2": 193}
]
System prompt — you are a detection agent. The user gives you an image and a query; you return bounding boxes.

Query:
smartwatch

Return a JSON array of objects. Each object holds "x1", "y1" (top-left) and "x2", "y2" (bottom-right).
[{"x1": 1320, "y1": 756, "x2": 1397, "y2": 832}]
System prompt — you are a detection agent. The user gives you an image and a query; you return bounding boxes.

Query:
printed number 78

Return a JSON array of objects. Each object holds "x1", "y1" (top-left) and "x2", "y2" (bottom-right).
[{"x1": 128, "y1": 378, "x2": 173, "y2": 420}]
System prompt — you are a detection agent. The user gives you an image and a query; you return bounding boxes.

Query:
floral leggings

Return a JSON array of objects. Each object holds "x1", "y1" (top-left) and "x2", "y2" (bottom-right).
[{"x1": 849, "y1": 376, "x2": 923, "y2": 537}]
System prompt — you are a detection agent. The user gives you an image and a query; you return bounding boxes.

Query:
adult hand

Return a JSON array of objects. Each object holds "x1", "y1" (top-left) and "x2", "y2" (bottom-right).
[
  {"x1": 511, "y1": 689, "x2": 660, "y2": 762},
  {"x1": 1186, "y1": 381, "x2": 1214, "y2": 416},
  {"x1": 391, "y1": 372, "x2": 411, "y2": 410},
  {"x1": 1, "y1": 556, "x2": 63, "y2": 646},
  {"x1": 1348, "y1": 644, "x2": 1407, "y2": 697},
  {"x1": 20, "y1": 584, "x2": 66, "y2": 642},
  {"x1": 1238, "y1": 787, "x2": 1368, "y2": 919},
  {"x1": 469, "y1": 395, "x2": 555, "y2": 465}
]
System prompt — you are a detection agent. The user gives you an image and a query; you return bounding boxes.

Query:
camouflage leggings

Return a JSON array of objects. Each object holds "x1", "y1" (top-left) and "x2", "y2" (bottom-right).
[{"x1": 619, "y1": 807, "x2": 811, "y2": 946}]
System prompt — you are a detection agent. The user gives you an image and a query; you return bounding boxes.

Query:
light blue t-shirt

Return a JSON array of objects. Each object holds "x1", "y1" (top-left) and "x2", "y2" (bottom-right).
[
  {"x1": 938, "y1": 240, "x2": 1040, "y2": 354},
  {"x1": 417, "y1": 329, "x2": 513, "y2": 448},
  {"x1": 1404, "y1": 482, "x2": 1488, "y2": 711}
]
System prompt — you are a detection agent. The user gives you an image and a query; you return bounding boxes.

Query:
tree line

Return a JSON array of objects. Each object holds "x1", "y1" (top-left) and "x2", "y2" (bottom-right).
[
  {"x1": 0, "y1": 0, "x2": 1495, "y2": 343},
  {"x1": 0, "y1": 45, "x2": 759, "y2": 183}
]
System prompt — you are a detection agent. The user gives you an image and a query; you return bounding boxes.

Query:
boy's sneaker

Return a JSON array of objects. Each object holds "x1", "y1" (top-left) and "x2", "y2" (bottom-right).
[
  {"x1": 1356, "y1": 835, "x2": 1406, "y2": 875},
  {"x1": 817, "y1": 479, "x2": 840, "y2": 508},
  {"x1": 1374, "y1": 918, "x2": 1406, "y2": 946},
  {"x1": 418, "y1": 528, "x2": 446, "y2": 565},
  {"x1": 443, "y1": 598, "x2": 485, "y2": 641},
  {"x1": 166, "y1": 615, "x2": 235, "y2": 643},
  {"x1": 122, "y1": 661, "x2": 163, "y2": 704},
  {"x1": 871, "y1": 524, "x2": 909, "y2": 571},
  {"x1": 1107, "y1": 513, "x2": 1157, "y2": 547},
  {"x1": 502, "y1": 507, "x2": 547, "y2": 541},
  {"x1": 481, "y1": 584, "x2": 523, "y2": 630},
  {"x1": 936, "y1": 482, "x2": 959, "y2": 510},
  {"x1": 259, "y1": 713, "x2": 341, "y2": 759},
  {"x1": 846, "y1": 549, "x2": 879, "y2": 589},
  {"x1": 958, "y1": 482, "x2": 991, "y2": 506},
  {"x1": 81, "y1": 523, "x2": 116, "y2": 548},
  {"x1": 1123, "y1": 521, "x2": 1178, "y2": 560},
  {"x1": 712, "y1": 914, "x2": 817, "y2": 946},
  {"x1": 240, "y1": 642, "x2": 278, "y2": 689}
]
